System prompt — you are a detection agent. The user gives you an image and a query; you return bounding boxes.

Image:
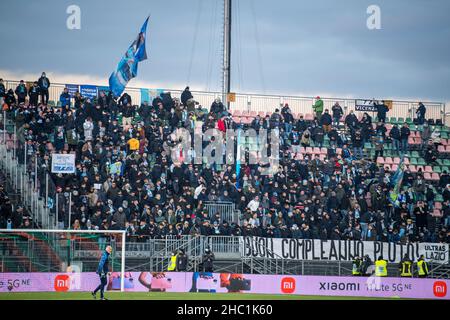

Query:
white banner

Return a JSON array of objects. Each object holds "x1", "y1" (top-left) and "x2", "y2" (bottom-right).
[
  {"x1": 355, "y1": 99, "x2": 377, "y2": 112},
  {"x1": 240, "y1": 237, "x2": 449, "y2": 264},
  {"x1": 51, "y1": 154, "x2": 76, "y2": 174}
]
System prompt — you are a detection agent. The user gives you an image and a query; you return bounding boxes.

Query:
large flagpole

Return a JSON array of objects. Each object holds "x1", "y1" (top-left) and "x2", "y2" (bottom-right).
[{"x1": 222, "y1": 0, "x2": 232, "y2": 109}]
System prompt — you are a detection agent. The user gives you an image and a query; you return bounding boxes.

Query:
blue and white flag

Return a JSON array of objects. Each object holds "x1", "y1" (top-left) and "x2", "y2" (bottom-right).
[
  {"x1": 109, "y1": 16, "x2": 149, "y2": 97},
  {"x1": 235, "y1": 129, "x2": 242, "y2": 189}
]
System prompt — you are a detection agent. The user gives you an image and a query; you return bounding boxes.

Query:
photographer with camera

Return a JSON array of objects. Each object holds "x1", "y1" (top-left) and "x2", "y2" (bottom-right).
[{"x1": 201, "y1": 246, "x2": 215, "y2": 272}]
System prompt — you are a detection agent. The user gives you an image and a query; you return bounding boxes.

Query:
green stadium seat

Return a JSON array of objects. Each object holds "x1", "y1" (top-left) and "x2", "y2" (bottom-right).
[
  {"x1": 397, "y1": 117, "x2": 405, "y2": 124},
  {"x1": 406, "y1": 118, "x2": 413, "y2": 125},
  {"x1": 412, "y1": 151, "x2": 419, "y2": 158},
  {"x1": 410, "y1": 158, "x2": 418, "y2": 165},
  {"x1": 417, "y1": 158, "x2": 426, "y2": 166},
  {"x1": 433, "y1": 166, "x2": 442, "y2": 174},
  {"x1": 48, "y1": 100, "x2": 55, "y2": 107},
  {"x1": 389, "y1": 117, "x2": 397, "y2": 124}
]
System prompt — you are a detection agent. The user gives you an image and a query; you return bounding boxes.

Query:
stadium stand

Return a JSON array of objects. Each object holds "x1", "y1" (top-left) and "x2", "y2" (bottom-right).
[{"x1": 0, "y1": 77, "x2": 449, "y2": 245}]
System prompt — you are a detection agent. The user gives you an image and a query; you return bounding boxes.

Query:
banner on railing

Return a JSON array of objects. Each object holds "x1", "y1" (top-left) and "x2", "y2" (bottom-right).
[
  {"x1": 0, "y1": 272, "x2": 448, "y2": 299},
  {"x1": 65, "y1": 84, "x2": 79, "y2": 98},
  {"x1": 51, "y1": 154, "x2": 76, "y2": 174},
  {"x1": 240, "y1": 237, "x2": 449, "y2": 264},
  {"x1": 355, "y1": 99, "x2": 377, "y2": 112},
  {"x1": 80, "y1": 85, "x2": 98, "y2": 99}
]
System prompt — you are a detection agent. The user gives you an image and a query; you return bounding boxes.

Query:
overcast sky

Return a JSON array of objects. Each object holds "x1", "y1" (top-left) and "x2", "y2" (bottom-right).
[{"x1": 0, "y1": 0, "x2": 449, "y2": 101}]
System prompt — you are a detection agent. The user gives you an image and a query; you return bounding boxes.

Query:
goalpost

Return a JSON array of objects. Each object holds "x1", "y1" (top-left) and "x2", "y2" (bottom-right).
[{"x1": 0, "y1": 229, "x2": 127, "y2": 292}]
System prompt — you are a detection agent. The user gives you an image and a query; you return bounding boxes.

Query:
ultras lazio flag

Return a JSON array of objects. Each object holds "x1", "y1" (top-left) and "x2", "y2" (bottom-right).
[{"x1": 109, "y1": 16, "x2": 149, "y2": 97}]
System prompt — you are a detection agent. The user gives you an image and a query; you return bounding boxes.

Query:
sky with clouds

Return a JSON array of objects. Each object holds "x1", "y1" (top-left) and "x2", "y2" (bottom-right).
[{"x1": 0, "y1": 0, "x2": 449, "y2": 102}]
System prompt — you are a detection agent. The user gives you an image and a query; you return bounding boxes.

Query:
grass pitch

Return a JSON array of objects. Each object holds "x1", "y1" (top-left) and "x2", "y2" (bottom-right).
[{"x1": 0, "y1": 292, "x2": 399, "y2": 300}]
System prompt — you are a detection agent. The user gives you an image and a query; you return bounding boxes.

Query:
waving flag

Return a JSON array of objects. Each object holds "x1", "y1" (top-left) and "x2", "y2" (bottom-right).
[
  {"x1": 235, "y1": 129, "x2": 242, "y2": 189},
  {"x1": 389, "y1": 159, "x2": 405, "y2": 207},
  {"x1": 109, "y1": 16, "x2": 149, "y2": 97}
]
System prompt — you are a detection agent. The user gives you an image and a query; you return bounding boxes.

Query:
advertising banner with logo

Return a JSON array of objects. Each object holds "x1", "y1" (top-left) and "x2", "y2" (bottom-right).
[
  {"x1": 0, "y1": 272, "x2": 448, "y2": 299},
  {"x1": 240, "y1": 237, "x2": 450, "y2": 264},
  {"x1": 80, "y1": 85, "x2": 98, "y2": 99},
  {"x1": 51, "y1": 153, "x2": 76, "y2": 174}
]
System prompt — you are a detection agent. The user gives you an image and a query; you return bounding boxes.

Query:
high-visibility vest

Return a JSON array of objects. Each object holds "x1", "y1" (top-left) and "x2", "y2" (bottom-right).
[
  {"x1": 375, "y1": 260, "x2": 388, "y2": 277},
  {"x1": 400, "y1": 261, "x2": 412, "y2": 277},
  {"x1": 352, "y1": 260, "x2": 361, "y2": 275},
  {"x1": 417, "y1": 260, "x2": 428, "y2": 276},
  {"x1": 128, "y1": 138, "x2": 139, "y2": 151},
  {"x1": 168, "y1": 255, "x2": 177, "y2": 271}
]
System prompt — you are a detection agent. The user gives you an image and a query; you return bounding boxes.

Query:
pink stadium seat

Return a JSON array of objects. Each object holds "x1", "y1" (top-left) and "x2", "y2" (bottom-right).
[
  {"x1": 304, "y1": 113, "x2": 314, "y2": 121},
  {"x1": 408, "y1": 138, "x2": 415, "y2": 145},
  {"x1": 391, "y1": 165, "x2": 399, "y2": 172},
  {"x1": 306, "y1": 147, "x2": 313, "y2": 154},
  {"x1": 244, "y1": 117, "x2": 253, "y2": 124},
  {"x1": 409, "y1": 165, "x2": 417, "y2": 173},
  {"x1": 320, "y1": 147, "x2": 328, "y2": 155},
  {"x1": 377, "y1": 157, "x2": 385, "y2": 164},
  {"x1": 241, "y1": 111, "x2": 250, "y2": 117},
  {"x1": 431, "y1": 173, "x2": 440, "y2": 181},
  {"x1": 424, "y1": 172, "x2": 432, "y2": 180},
  {"x1": 384, "y1": 157, "x2": 393, "y2": 165},
  {"x1": 446, "y1": 146, "x2": 450, "y2": 153},
  {"x1": 438, "y1": 145, "x2": 446, "y2": 153},
  {"x1": 319, "y1": 154, "x2": 326, "y2": 161},
  {"x1": 258, "y1": 111, "x2": 265, "y2": 118},
  {"x1": 424, "y1": 166, "x2": 433, "y2": 173},
  {"x1": 313, "y1": 147, "x2": 321, "y2": 155},
  {"x1": 232, "y1": 110, "x2": 241, "y2": 117},
  {"x1": 435, "y1": 202, "x2": 442, "y2": 210},
  {"x1": 300, "y1": 147, "x2": 306, "y2": 154},
  {"x1": 249, "y1": 111, "x2": 257, "y2": 117},
  {"x1": 393, "y1": 157, "x2": 401, "y2": 164},
  {"x1": 415, "y1": 137, "x2": 422, "y2": 144}
]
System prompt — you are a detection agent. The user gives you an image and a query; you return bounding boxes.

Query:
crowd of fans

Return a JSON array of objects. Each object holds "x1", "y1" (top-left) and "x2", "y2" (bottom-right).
[{"x1": 0, "y1": 75, "x2": 449, "y2": 244}]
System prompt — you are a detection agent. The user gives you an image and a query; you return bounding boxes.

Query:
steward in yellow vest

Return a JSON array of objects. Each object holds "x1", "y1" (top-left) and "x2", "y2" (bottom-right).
[
  {"x1": 375, "y1": 256, "x2": 388, "y2": 277},
  {"x1": 168, "y1": 251, "x2": 178, "y2": 271},
  {"x1": 417, "y1": 255, "x2": 429, "y2": 278},
  {"x1": 352, "y1": 257, "x2": 362, "y2": 276},
  {"x1": 399, "y1": 254, "x2": 413, "y2": 277}
]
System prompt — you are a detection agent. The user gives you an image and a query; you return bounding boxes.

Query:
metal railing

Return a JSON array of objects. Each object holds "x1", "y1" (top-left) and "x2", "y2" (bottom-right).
[
  {"x1": 203, "y1": 201, "x2": 240, "y2": 224},
  {"x1": 3, "y1": 79, "x2": 447, "y2": 123},
  {"x1": 0, "y1": 111, "x2": 53, "y2": 229}
]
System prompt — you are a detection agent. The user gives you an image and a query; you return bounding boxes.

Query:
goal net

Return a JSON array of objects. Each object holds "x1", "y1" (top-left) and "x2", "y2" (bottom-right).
[{"x1": 0, "y1": 229, "x2": 126, "y2": 292}]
